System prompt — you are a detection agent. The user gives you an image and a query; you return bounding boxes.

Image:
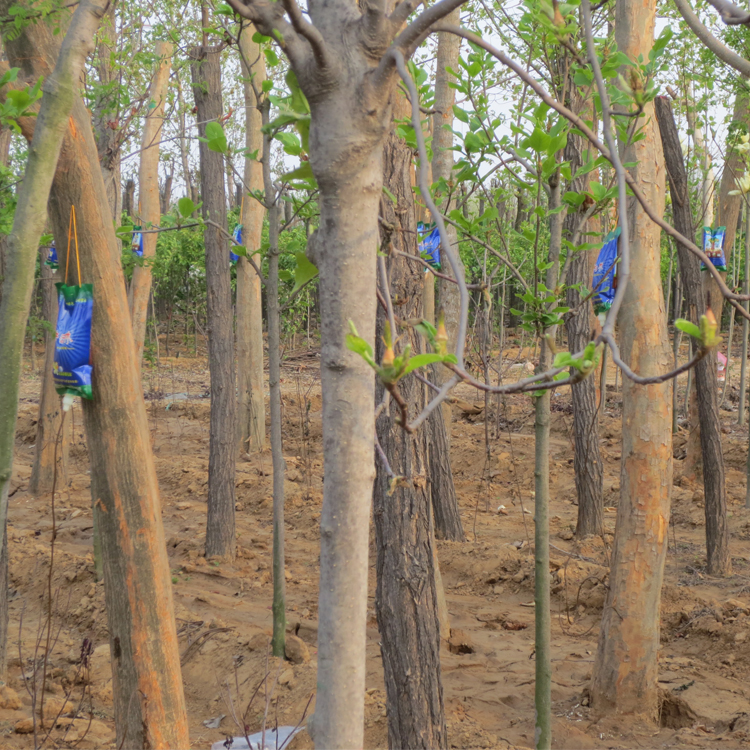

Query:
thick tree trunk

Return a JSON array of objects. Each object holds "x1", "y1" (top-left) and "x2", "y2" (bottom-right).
[
  {"x1": 0, "y1": 126, "x2": 10, "y2": 306},
  {"x1": 129, "y1": 41, "x2": 172, "y2": 367},
  {"x1": 191, "y1": 45, "x2": 236, "y2": 559},
  {"x1": 237, "y1": 26, "x2": 267, "y2": 453},
  {"x1": 2, "y1": 4, "x2": 188, "y2": 746},
  {"x1": 29, "y1": 245, "x2": 69, "y2": 496},
  {"x1": 591, "y1": 0, "x2": 673, "y2": 720},
  {"x1": 656, "y1": 96, "x2": 731, "y2": 576},
  {"x1": 0, "y1": 0, "x2": 108, "y2": 675},
  {"x1": 122, "y1": 177, "x2": 135, "y2": 218},
  {"x1": 374, "y1": 128, "x2": 447, "y2": 750},
  {"x1": 304, "y1": 69, "x2": 385, "y2": 748}
]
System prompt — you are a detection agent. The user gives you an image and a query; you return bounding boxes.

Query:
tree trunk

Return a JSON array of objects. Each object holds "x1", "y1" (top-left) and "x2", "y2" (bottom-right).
[
  {"x1": 564, "y1": 105, "x2": 603, "y2": 538},
  {"x1": 261, "y1": 104, "x2": 287, "y2": 657},
  {"x1": 160, "y1": 167, "x2": 173, "y2": 215},
  {"x1": 129, "y1": 41, "x2": 172, "y2": 367},
  {"x1": 2, "y1": 4, "x2": 188, "y2": 745},
  {"x1": 591, "y1": 0, "x2": 673, "y2": 720},
  {"x1": 91, "y1": 1, "x2": 122, "y2": 221},
  {"x1": 15, "y1": 23, "x2": 189, "y2": 750},
  {"x1": 302, "y1": 69, "x2": 386, "y2": 750},
  {"x1": 656, "y1": 96, "x2": 731, "y2": 576},
  {"x1": 0, "y1": 0, "x2": 108, "y2": 674},
  {"x1": 237, "y1": 25, "x2": 267, "y2": 453},
  {"x1": 191, "y1": 45, "x2": 236, "y2": 559},
  {"x1": 429, "y1": 15, "x2": 463, "y2": 540},
  {"x1": 432, "y1": 11, "x2": 462, "y2": 452},
  {"x1": 29, "y1": 245, "x2": 69, "y2": 496},
  {"x1": 373, "y1": 127, "x2": 447, "y2": 750},
  {"x1": 0, "y1": 126, "x2": 10, "y2": 306},
  {"x1": 122, "y1": 177, "x2": 135, "y2": 218}
]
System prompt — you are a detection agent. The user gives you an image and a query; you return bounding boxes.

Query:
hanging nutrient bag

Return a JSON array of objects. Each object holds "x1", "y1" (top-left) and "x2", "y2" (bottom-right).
[
  {"x1": 45, "y1": 240, "x2": 58, "y2": 271},
  {"x1": 418, "y1": 222, "x2": 441, "y2": 269},
  {"x1": 592, "y1": 227, "x2": 620, "y2": 320},
  {"x1": 701, "y1": 226, "x2": 727, "y2": 272},
  {"x1": 53, "y1": 205, "x2": 93, "y2": 400},
  {"x1": 131, "y1": 226, "x2": 144, "y2": 257},
  {"x1": 230, "y1": 223, "x2": 241, "y2": 265}
]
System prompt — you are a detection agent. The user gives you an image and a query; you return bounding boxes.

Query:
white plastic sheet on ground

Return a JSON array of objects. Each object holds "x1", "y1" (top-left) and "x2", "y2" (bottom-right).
[{"x1": 209, "y1": 726, "x2": 303, "y2": 750}]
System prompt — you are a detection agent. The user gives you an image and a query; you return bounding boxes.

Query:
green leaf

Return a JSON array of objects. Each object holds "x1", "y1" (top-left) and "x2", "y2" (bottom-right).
[
  {"x1": 279, "y1": 269, "x2": 293, "y2": 282},
  {"x1": 589, "y1": 181, "x2": 607, "y2": 202},
  {"x1": 252, "y1": 32, "x2": 271, "y2": 44},
  {"x1": 452, "y1": 105, "x2": 470, "y2": 123},
  {"x1": 286, "y1": 70, "x2": 310, "y2": 115},
  {"x1": 401, "y1": 353, "x2": 447, "y2": 376},
  {"x1": 264, "y1": 48, "x2": 279, "y2": 66},
  {"x1": 553, "y1": 352, "x2": 576, "y2": 368},
  {"x1": 261, "y1": 79, "x2": 274, "y2": 93},
  {"x1": 522, "y1": 126, "x2": 551, "y2": 153},
  {"x1": 292, "y1": 251, "x2": 318, "y2": 293},
  {"x1": 346, "y1": 322, "x2": 376, "y2": 368},
  {"x1": 204, "y1": 121, "x2": 227, "y2": 153},
  {"x1": 276, "y1": 131, "x2": 301, "y2": 156},
  {"x1": 177, "y1": 197, "x2": 196, "y2": 218},
  {"x1": 283, "y1": 161, "x2": 316, "y2": 187},
  {"x1": 675, "y1": 318, "x2": 702, "y2": 340}
]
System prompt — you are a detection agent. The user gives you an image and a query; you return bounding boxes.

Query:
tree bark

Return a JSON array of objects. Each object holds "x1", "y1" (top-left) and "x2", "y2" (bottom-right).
[
  {"x1": 129, "y1": 41, "x2": 172, "y2": 367},
  {"x1": 261, "y1": 104, "x2": 287, "y2": 657},
  {"x1": 429, "y1": 16, "x2": 464, "y2": 540},
  {"x1": 29, "y1": 245, "x2": 69, "y2": 496},
  {"x1": 191, "y1": 45, "x2": 236, "y2": 559},
  {"x1": 563, "y1": 103, "x2": 603, "y2": 538},
  {"x1": 237, "y1": 25, "x2": 267, "y2": 453},
  {"x1": 432, "y1": 11, "x2": 462, "y2": 452},
  {"x1": 655, "y1": 96, "x2": 731, "y2": 576},
  {"x1": 90, "y1": 1, "x2": 122, "y2": 221},
  {"x1": 0, "y1": 0, "x2": 108, "y2": 665},
  {"x1": 591, "y1": 0, "x2": 673, "y2": 720},
  {"x1": 374, "y1": 127, "x2": 447, "y2": 750},
  {"x1": 1, "y1": 3, "x2": 189, "y2": 746}
]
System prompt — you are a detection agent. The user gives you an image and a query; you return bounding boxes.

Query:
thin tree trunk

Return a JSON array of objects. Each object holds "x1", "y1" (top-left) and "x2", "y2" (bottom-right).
[
  {"x1": 656, "y1": 96, "x2": 730, "y2": 576},
  {"x1": 129, "y1": 41, "x2": 172, "y2": 367},
  {"x1": 533, "y1": 175, "x2": 562, "y2": 750},
  {"x1": 429, "y1": 15, "x2": 463, "y2": 540},
  {"x1": 373, "y1": 126, "x2": 447, "y2": 750},
  {"x1": 160, "y1": 167, "x2": 173, "y2": 214},
  {"x1": 738, "y1": 205, "x2": 749, "y2": 425},
  {"x1": 91, "y1": 1, "x2": 121, "y2": 221},
  {"x1": 30, "y1": 244, "x2": 69, "y2": 496},
  {"x1": 237, "y1": 25, "x2": 267, "y2": 453},
  {"x1": 261, "y1": 103, "x2": 286, "y2": 657},
  {"x1": 591, "y1": 0, "x2": 673, "y2": 719},
  {"x1": 191, "y1": 44, "x2": 236, "y2": 559}
]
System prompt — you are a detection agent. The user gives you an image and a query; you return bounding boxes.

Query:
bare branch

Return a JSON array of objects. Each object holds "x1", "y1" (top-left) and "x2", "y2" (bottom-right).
[
  {"x1": 672, "y1": 0, "x2": 750, "y2": 76},
  {"x1": 705, "y1": 0, "x2": 750, "y2": 25},
  {"x1": 224, "y1": 0, "x2": 309, "y2": 69},
  {"x1": 391, "y1": 0, "x2": 466, "y2": 55},
  {"x1": 279, "y1": 0, "x2": 333, "y2": 70}
]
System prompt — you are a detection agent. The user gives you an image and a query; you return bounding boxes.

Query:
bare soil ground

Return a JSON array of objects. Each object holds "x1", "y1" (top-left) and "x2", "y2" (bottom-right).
[{"x1": 3, "y1": 336, "x2": 750, "y2": 749}]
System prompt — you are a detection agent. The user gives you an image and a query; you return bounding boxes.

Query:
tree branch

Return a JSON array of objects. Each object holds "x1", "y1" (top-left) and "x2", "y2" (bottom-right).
[
  {"x1": 672, "y1": 0, "x2": 750, "y2": 76},
  {"x1": 705, "y1": 0, "x2": 750, "y2": 25},
  {"x1": 279, "y1": 0, "x2": 333, "y2": 70}
]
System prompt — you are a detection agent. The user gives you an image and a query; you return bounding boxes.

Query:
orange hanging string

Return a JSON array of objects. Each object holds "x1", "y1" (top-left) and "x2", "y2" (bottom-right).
[{"x1": 65, "y1": 204, "x2": 81, "y2": 286}]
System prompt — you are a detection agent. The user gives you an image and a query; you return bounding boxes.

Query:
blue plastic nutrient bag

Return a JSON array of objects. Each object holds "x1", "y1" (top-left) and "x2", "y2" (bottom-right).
[
  {"x1": 131, "y1": 227, "x2": 144, "y2": 257},
  {"x1": 592, "y1": 228, "x2": 620, "y2": 319},
  {"x1": 52, "y1": 283, "x2": 93, "y2": 400},
  {"x1": 45, "y1": 241, "x2": 58, "y2": 271},
  {"x1": 230, "y1": 224, "x2": 241, "y2": 265},
  {"x1": 418, "y1": 222, "x2": 441, "y2": 269},
  {"x1": 702, "y1": 226, "x2": 727, "y2": 272}
]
